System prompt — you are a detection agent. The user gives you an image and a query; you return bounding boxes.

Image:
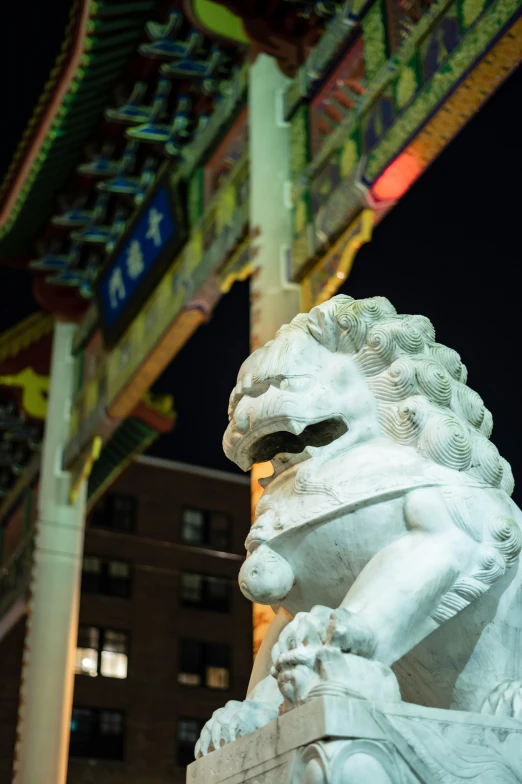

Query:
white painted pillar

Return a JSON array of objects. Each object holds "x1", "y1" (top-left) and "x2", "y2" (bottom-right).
[
  {"x1": 13, "y1": 322, "x2": 87, "y2": 784},
  {"x1": 249, "y1": 54, "x2": 301, "y2": 352},
  {"x1": 248, "y1": 55, "x2": 301, "y2": 654}
]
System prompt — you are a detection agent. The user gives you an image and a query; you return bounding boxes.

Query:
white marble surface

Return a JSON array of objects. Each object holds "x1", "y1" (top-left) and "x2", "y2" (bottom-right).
[
  {"x1": 188, "y1": 694, "x2": 522, "y2": 783},
  {"x1": 197, "y1": 295, "x2": 522, "y2": 761}
]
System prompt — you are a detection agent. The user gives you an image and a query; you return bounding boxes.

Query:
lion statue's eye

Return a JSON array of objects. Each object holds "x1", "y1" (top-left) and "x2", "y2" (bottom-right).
[{"x1": 278, "y1": 376, "x2": 312, "y2": 392}]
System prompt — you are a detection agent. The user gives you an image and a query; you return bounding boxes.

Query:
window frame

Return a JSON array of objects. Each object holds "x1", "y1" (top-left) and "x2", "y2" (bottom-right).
[
  {"x1": 81, "y1": 554, "x2": 133, "y2": 598},
  {"x1": 180, "y1": 571, "x2": 231, "y2": 613},
  {"x1": 180, "y1": 506, "x2": 232, "y2": 550},
  {"x1": 75, "y1": 624, "x2": 130, "y2": 680},
  {"x1": 89, "y1": 493, "x2": 137, "y2": 534},
  {"x1": 70, "y1": 706, "x2": 126, "y2": 761},
  {"x1": 177, "y1": 716, "x2": 206, "y2": 768},
  {"x1": 177, "y1": 638, "x2": 231, "y2": 691}
]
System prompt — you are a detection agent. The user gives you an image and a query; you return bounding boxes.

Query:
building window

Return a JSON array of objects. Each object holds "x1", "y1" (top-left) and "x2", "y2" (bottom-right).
[
  {"x1": 101, "y1": 630, "x2": 129, "y2": 678},
  {"x1": 178, "y1": 639, "x2": 230, "y2": 690},
  {"x1": 81, "y1": 556, "x2": 132, "y2": 598},
  {"x1": 209, "y1": 512, "x2": 230, "y2": 549},
  {"x1": 181, "y1": 508, "x2": 205, "y2": 544},
  {"x1": 181, "y1": 508, "x2": 231, "y2": 550},
  {"x1": 177, "y1": 717, "x2": 205, "y2": 767},
  {"x1": 75, "y1": 626, "x2": 129, "y2": 679},
  {"x1": 90, "y1": 494, "x2": 137, "y2": 533},
  {"x1": 75, "y1": 626, "x2": 99, "y2": 677},
  {"x1": 180, "y1": 573, "x2": 231, "y2": 612},
  {"x1": 70, "y1": 707, "x2": 125, "y2": 760}
]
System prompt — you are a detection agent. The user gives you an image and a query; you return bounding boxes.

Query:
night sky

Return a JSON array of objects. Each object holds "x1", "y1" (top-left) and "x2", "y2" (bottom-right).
[{"x1": 1, "y1": 8, "x2": 521, "y2": 500}]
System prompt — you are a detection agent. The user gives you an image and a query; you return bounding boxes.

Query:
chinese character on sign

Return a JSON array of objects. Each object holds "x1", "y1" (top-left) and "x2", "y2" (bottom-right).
[
  {"x1": 109, "y1": 268, "x2": 126, "y2": 309},
  {"x1": 126, "y1": 240, "x2": 145, "y2": 280},
  {"x1": 146, "y1": 207, "x2": 164, "y2": 247}
]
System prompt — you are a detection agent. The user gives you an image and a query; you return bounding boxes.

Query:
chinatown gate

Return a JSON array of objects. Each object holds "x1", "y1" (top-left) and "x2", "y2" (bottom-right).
[{"x1": 0, "y1": 0, "x2": 521, "y2": 781}]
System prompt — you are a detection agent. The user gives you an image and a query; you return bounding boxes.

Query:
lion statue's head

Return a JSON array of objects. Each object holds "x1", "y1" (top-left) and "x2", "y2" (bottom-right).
[{"x1": 224, "y1": 294, "x2": 514, "y2": 496}]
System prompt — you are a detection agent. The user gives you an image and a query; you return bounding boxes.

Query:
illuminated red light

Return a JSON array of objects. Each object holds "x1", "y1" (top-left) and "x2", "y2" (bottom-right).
[{"x1": 370, "y1": 152, "x2": 423, "y2": 202}]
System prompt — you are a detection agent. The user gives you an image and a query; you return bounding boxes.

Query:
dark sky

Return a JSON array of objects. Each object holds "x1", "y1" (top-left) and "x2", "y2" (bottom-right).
[
  {"x1": 0, "y1": 1, "x2": 74, "y2": 184},
  {"x1": 0, "y1": 7, "x2": 521, "y2": 499}
]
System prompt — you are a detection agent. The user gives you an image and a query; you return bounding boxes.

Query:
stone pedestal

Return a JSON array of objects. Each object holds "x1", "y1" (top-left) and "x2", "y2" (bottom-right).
[{"x1": 187, "y1": 695, "x2": 522, "y2": 784}]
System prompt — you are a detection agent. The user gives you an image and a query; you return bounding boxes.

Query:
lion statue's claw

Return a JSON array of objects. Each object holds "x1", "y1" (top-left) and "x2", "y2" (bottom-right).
[{"x1": 195, "y1": 699, "x2": 279, "y2": 758}]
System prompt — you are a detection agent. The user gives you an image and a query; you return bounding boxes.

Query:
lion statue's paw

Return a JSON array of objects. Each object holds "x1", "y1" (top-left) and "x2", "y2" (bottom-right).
[
  {"x1": 195, "y1": 699, "x2": 279, "y2": 758},
  {"x1": 272, "y1": 605, "x2": 376, "y2": 659},
  {"x1": 482, "y1": 680, "x2": 522, "y2": 720},
  {"x1": 270, "y1": 606, "x2": 399, "y2": 710}
]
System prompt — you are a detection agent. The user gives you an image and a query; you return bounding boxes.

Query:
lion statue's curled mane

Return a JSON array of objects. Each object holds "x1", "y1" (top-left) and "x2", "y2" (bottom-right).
[{"x1": 273, "y1": 295, "x2": 512, "y2": 493}]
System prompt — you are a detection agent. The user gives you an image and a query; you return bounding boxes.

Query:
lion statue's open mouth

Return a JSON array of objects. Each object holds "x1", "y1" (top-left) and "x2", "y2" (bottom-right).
[{"x1": 248, "y1": 416, "x2": 348, "y2": 467}]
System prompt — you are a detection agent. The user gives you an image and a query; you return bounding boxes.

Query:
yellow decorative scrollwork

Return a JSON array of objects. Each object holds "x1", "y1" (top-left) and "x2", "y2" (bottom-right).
[
  {"x1": 0, "y1": 368, "x2": 49, "y2": 420},
  {"x1": 301, "y1": 209, "x2": 374, "y2": 309}
]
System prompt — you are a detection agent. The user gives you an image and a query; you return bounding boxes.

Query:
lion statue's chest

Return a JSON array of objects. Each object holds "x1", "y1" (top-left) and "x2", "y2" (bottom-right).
[
  {"x1": 272, "y1": 496, "x2": 409, "y2": 616},
  {"x1": 250, "y1": 440, "x2": 483, "y2": 616}
]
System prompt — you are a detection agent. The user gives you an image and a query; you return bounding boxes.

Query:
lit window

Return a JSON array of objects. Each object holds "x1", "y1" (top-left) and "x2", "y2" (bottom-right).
[
  {"x1": 75, "y1": 627, "x2": 99, "y2": 677},
  {"x1": 178, "y1": 638, "x2": 203, "y2": 687},
  {"x1": 206, "y1": 666, "x2": 229, "y2": 690},
  {"x1": 70, "y1": 707, "x2": 125, "y2": 760},
  {"x1": 181, "y1": 508, "x2": 231, "y2": 550},
  {"x1": 178, "y1": 672, "x2": 202, "y2": 687},
  {"x1": 205, "y1": 643, "x2": 230, "y2": 690},
  {"x1": 100, "y1": 630, "x2": 128, "y2": 679},
  {"x1": 177, "y1": 717, "x2": 205, "y2": 767},
  {"x1": 75, "y1": 627, "x2": 129, "y2": 679},
  {"x1": 178, "y1": 639, "x2": 230, "y2": 690}
]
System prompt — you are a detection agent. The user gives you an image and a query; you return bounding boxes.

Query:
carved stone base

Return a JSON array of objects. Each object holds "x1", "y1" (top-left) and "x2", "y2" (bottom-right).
[{"x1": 187, "y1": 696, "x2": 522, "y2": 783}]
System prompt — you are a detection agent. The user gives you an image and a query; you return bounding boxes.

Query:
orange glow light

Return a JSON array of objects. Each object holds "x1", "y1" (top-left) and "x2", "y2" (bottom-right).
[{"x1": 370, "y1": 151, "x2": 423, "y2": 202}]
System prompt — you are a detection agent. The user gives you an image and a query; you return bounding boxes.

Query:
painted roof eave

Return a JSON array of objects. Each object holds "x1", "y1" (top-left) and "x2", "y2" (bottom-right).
[
  {"x1": 0, "y1": 0, "x2": 155, "y2": 257},
  {"x1": 0, "y1": 0, "x2": 90, "y2": 237}
]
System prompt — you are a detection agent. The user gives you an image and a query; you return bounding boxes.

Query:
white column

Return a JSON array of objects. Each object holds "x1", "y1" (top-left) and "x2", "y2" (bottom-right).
[
  {"x1": 13, "y1": 322, "x2": 87, "y2": 784},
  {"x1": 249, "y1": 54, "x2": 301, "y2": 352},
  {"x1": 248, "y1": 55, "x2": 301, "y2": 653}
]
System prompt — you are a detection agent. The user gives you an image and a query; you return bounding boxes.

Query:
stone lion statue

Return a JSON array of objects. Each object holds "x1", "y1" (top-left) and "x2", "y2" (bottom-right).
[{"x1": 196, "y1": 295, "x2": 522, "y2": 758}]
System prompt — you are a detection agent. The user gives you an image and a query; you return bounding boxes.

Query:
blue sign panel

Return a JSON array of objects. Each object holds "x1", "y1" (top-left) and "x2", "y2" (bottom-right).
[{"x1": 96, "y1": 178, "x2": 186, "y2": 348}]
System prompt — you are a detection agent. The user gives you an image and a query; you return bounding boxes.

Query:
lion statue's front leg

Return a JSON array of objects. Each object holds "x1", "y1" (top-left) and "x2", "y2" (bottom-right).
[{"x1": 196, "y1": 485, "x2": 482, "y2": 758}]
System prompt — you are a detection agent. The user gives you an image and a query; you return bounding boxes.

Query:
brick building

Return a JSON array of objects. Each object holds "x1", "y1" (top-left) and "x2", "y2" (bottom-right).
[{"x1": 0, "y1": 456, "x2": 252, "y2": 783}]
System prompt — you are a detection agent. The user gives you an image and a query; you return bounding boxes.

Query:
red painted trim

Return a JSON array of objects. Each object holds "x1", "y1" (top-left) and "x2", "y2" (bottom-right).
[{"x1": 131, "y1": 401, "x2": 176, "y2": 433}]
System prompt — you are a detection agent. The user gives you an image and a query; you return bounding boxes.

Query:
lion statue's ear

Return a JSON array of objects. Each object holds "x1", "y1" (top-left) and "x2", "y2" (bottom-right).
[{"x1": 307, "y1": 302, "x2": 339, "y2": 350}]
